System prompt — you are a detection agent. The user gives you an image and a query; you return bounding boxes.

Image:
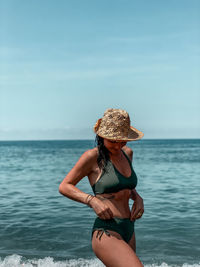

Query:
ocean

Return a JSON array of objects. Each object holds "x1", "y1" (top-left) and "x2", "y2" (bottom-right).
[{"x1": 0, "y1": 139, "x2": 199, "y2": 267}]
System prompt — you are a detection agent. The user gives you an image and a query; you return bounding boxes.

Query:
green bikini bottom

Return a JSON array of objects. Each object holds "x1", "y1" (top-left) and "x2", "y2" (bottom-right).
[{"x1": 92, "y1": 217, "x2": 135, "y2": 243}]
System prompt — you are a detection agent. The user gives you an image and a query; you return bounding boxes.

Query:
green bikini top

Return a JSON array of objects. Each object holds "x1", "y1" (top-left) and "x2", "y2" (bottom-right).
[{"x1": 92, "y1": 150, "x2": 137, "y2": 195}]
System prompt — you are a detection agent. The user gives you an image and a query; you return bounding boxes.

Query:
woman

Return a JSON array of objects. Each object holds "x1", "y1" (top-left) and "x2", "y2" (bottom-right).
[{"x1": 59, "y1": 108, "x2": 144, "y2": 267}]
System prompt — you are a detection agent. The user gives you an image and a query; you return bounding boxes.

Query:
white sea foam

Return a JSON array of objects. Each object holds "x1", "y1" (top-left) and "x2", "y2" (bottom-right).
[
  {"x1": 0, "y1": 255, "x2": 103, "y2": 267},
  {"x1": 0, "y1": 255, "x2": 199, "y2": 267}
]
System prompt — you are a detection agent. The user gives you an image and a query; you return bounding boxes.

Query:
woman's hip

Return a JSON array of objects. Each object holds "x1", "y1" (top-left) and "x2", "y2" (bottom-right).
[{"x1": 92, "y1": 216, "x2": 135, "y2": 243}]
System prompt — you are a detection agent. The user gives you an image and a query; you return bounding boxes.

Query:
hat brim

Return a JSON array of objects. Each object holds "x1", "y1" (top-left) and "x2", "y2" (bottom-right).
[{"x1": 95, "y1": 125, "x2": 144, "y2": 141}]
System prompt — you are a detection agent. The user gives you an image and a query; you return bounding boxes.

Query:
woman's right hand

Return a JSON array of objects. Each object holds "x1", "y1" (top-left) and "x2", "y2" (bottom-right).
[{"x1": 89, "y1": 197, "x2": 113, "y2": 220}]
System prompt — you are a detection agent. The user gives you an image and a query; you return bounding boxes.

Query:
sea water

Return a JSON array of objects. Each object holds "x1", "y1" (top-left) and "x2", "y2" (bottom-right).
[{"x1": 0, "y1": 139, "x2": 199, "y2": 267}]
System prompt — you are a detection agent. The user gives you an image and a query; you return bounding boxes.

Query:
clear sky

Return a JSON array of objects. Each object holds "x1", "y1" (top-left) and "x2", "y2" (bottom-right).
[{"x1": 0, "y1": 0, "x2": 200, "y2": 140}]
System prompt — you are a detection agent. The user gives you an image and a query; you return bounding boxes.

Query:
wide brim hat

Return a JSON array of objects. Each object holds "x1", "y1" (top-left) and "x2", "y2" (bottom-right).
[{"x1": 94, "y1": 108, "x2": 144, "y2": 141}]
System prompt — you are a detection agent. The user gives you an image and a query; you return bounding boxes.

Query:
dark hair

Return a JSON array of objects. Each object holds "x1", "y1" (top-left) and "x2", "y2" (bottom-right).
[{"x1": 95, "y1": 135, "x2": 109, "y2": 171}]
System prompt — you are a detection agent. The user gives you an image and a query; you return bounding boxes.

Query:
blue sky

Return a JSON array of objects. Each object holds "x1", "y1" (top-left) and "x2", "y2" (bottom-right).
[{"x1": 0, "y1": 0, "x2": 200, "y2": 140}]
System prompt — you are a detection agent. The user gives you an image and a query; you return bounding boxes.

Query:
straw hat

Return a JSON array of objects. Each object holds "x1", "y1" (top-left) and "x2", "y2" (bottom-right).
[{"x1": 94, "y1": 108, "x2": 144, "y2": 141}]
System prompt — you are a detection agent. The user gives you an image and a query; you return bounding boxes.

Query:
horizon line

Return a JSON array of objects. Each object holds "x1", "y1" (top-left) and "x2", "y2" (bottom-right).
[{"x1": 0, "y1": 137, "x2": 200, "y2": 142}]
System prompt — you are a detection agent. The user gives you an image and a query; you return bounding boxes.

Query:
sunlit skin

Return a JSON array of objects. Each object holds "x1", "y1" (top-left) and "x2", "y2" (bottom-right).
[{"x1": 59, "y1": 137, "x2": 144, "y2": 267}]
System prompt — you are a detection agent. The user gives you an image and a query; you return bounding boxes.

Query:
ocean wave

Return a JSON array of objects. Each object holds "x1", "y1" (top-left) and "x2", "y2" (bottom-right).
[
  {"x1": 0, "y1": 255, "x2": 103, "y2": 267},
  {"x1": 0, "y1": 255, "x2": 199, "y2": 267}
]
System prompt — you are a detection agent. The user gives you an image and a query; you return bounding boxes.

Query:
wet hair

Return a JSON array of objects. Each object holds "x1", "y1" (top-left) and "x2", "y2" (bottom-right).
[{"x1": 95, "y1": 135, "x2": 109, "y2": 171}]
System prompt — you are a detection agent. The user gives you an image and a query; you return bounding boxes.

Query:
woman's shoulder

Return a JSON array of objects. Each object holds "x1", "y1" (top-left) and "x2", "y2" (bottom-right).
[
  {"x1": 122, "y1": 146, "x2": 133, "y2": 161},
  {"x1": 81, "y1": 147, "x2": 98, "y2": 163},
  {"x1": 73, "y1": 148, "x2": 98, "y2": 174}
]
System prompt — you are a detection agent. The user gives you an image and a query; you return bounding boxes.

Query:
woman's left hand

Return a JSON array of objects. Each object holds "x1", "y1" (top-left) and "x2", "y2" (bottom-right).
[{"x1": 130, "y1": 192, "x2": 144, "y2": 221}]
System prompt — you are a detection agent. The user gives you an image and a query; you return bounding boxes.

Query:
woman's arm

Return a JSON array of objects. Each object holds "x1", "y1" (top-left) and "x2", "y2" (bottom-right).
[
  {"x1": 59, "y1": 149, "x2": 96, "y2": 205},
  {"x1": 123, "y1": 146, "x2": 144, "y2": 221},
  {"x1": 130, "y1": 189, "x2": 144, "y2": 220},
  {"x1": 59, "y1": 149, "x2": 113, "y2": 219}
]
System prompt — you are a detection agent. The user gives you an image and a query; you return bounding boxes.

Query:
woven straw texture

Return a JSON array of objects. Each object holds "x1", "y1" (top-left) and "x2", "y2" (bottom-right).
[{"x1": 94, "y1": 108, "x2": 144, "y2": 141}]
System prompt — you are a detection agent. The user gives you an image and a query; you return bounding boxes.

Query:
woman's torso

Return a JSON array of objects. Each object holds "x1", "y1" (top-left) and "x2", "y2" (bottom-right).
[{"x1": 88, "y1": 146, "x2": 137, "y2": 218}]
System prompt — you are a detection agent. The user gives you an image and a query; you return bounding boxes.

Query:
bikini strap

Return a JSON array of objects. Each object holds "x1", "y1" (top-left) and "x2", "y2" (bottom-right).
[{"x1": 121, "y1": 149, "x2": 133, "y2": 168}]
